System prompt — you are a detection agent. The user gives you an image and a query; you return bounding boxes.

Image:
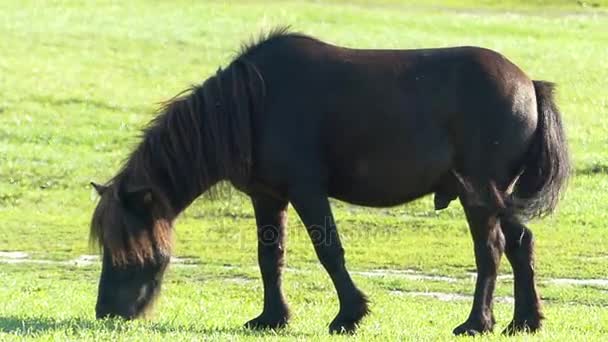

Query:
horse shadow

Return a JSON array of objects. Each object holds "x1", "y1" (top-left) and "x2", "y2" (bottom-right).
[{"x1": 0, "y1": 316, "x2": 312, "y2": 337}]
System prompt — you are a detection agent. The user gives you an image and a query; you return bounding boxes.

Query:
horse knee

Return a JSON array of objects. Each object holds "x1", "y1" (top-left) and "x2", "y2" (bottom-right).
[{"x1": 259, "y1": 244, "x2": 285, "y2": 267}]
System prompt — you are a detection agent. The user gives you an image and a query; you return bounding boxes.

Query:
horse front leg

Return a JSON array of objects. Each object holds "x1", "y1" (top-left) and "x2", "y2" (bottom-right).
[
  {"x1": 245, "y1": 193, "x2": 290, "y2": 329},
  {"x1": 454, "y1": 202, "x2": 505, "y2": 336},
  {"x1": 289, "y1": 185, "x2": 369, "y2": 334},
  {"x1": 500, "y1": 216, "x2": 543, "y2": 334}
]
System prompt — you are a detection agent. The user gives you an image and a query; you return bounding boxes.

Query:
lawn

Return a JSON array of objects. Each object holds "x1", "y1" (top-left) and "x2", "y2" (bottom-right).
[{"x1": 0, "y1": 0, "x2": 607, "y2": 340}]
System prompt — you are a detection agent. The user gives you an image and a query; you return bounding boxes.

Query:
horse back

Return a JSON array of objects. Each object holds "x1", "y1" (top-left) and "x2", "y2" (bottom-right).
[{"x1": 247, "y1": 36, "x2": 538, "y2": 206}]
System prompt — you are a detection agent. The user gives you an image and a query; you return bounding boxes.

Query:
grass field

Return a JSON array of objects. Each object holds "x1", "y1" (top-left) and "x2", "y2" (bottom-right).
[{"x1": 1, "y1": 0, "x2": 607, "y2": 340}]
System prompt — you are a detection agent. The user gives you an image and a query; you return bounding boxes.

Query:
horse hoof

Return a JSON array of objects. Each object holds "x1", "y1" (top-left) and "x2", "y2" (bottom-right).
[
  {"x1": 328, "y1": 292, "x2": 370, "y2": 334},
  {"x1": 453, "y1": 320, "x2": 493, "y2": 336},
  {"x1": 244, "y1": 313, "x2": 288, "y2": 330},
  {"x1": 329, "y1": 319, "x2": 358, "y2": 334},
  {"x1": 502, "y1": 318, "x2": 541, "y2": 335}
]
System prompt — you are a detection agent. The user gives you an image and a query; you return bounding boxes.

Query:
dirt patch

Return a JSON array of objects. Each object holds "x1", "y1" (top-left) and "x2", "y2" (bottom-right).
[
  {"x1": 390, "y1": 290, "x2": 514, "y2": 303},
  {"x1": 172, "y1": 257, "x2": 201, "y2": 264},
  {"x1": 0, "y1": 258, "x2": 58, "y2": 265},
  {"x1": 223, "y1": 277, "x2": 253, "y2": 285},
  {"x1": 354, "y1": 269, "x2": 458, "y2": 283},
  {"x1": 547, "y1": 278, "x2": 608, "y2": 287},
  {"x1": 391, "y1": 290, "x2": 471, "y2": 301},
  {"x1": 1, "y1": 252, "x2": 607, "y2": 289},
  {"x1": 467, "y1": 272, "x2": 513, "y2": 281},
  {"x1": 0, "y1": 251, "x2": 29, "y2": 259},
  {"x1": 69, "y1": 255, "x2": 98, "y2": 266}
]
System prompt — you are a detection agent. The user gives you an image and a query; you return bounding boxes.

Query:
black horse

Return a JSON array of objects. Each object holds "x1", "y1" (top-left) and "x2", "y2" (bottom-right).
[{"x1": 90, "y1": 27, "x2": 570, "y2": 335}]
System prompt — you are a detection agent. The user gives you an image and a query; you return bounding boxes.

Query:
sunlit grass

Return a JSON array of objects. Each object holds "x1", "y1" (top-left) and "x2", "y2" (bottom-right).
[{"x1": 0, "y1": 0, "x2": 607, "y2": 340}]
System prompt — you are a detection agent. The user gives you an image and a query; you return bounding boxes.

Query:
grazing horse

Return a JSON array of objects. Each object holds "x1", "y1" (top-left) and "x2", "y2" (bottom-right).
[{"x1": 90, "y1": 27, "x2": 570, "y2": 335}]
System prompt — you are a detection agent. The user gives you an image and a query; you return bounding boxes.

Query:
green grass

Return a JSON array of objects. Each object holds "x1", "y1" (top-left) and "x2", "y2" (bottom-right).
[{"x1": 1, "y1": 0, "x2": 607, "y2": 340}]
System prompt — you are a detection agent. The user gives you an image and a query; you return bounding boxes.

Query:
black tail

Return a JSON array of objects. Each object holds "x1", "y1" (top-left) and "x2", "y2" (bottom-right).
[{"x1": 511, "y1": 81, "x2": 571, "y2": 221}]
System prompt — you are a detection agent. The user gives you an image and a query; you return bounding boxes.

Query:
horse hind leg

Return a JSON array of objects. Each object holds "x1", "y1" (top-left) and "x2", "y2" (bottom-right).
[
  {"x1": 453, "y1": 176, "x2": 507, "y2": 336},
  {"x1": 500, "y1": 215, "x2": 543, "y2": 334},
  {"x1": 450, "y1": 99, "x2": 535, "y2": 335}
]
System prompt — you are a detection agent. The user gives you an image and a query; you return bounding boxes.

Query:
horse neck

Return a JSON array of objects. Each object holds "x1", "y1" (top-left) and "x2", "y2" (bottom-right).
[{"x1": 122, "y1": 96, "x2": 221, "y2": 215}]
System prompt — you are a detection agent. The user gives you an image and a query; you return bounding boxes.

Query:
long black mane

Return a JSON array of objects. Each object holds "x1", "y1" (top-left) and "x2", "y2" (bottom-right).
[
  {"x1": 113, "y1": 55, "x2": 268, "y2": 203},
  {"x1": 108, "y1": 26, "x2": 313, "y2": 202},
  {"x1": 90, "y1": 30, "x2": 298, "y2": 256}
]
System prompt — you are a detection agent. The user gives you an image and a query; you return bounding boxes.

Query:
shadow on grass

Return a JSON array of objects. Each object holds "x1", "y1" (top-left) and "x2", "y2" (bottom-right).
[
  {"x1": 577, "y1": 163, "x2": 608, "y2": 175},
  {"x1": 0, "y1": 316, "x2": 312, "y2": 337}
]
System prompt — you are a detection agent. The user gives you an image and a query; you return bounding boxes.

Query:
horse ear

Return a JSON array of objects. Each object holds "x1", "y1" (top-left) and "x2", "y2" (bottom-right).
[
  {"x1": 122, "y1": 186, "x2": 154, "y2": 209},
  {"x1": 90, "y1": 182, "x2": 108, "y2": 195},
  {"x1": 121, "y1": 185, "x2": 172, "y2": 218}
]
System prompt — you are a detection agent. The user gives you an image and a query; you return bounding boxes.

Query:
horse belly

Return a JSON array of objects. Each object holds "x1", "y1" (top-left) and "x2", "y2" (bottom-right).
[{"x1": 328, "y1": 146, "x2": 452, "y2": 207}]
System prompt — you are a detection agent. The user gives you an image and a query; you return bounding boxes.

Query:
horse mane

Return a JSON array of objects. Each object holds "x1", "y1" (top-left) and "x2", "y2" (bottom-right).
[
  {"x1": 115, "y1": 59, "x2": 261, "y2": 201},
  {"x1": 235, "y1": 25, "x2": 317, "y2": 60},
  {"x1": 90, "y1": 31, "x2": 273, "y2": 263},
  {"x1": 118, "y1": 26, "x2": 310, "y2": 198}
]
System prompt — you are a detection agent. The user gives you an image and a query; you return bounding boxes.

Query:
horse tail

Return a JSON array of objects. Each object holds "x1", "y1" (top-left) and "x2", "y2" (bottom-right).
[{"x1": 510, "y1": 80, "x2": 571, "y2": 220}]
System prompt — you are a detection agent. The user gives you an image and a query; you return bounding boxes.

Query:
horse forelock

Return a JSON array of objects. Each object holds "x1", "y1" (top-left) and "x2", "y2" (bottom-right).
[{"x1": 90, "y1": 185, "x2": 174, "y2": 266}]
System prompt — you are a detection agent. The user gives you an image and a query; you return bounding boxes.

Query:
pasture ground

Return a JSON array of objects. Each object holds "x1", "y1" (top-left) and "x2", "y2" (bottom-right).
[{"x1": 1, "y1": 0, "x2": 607, "y2": 340}]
